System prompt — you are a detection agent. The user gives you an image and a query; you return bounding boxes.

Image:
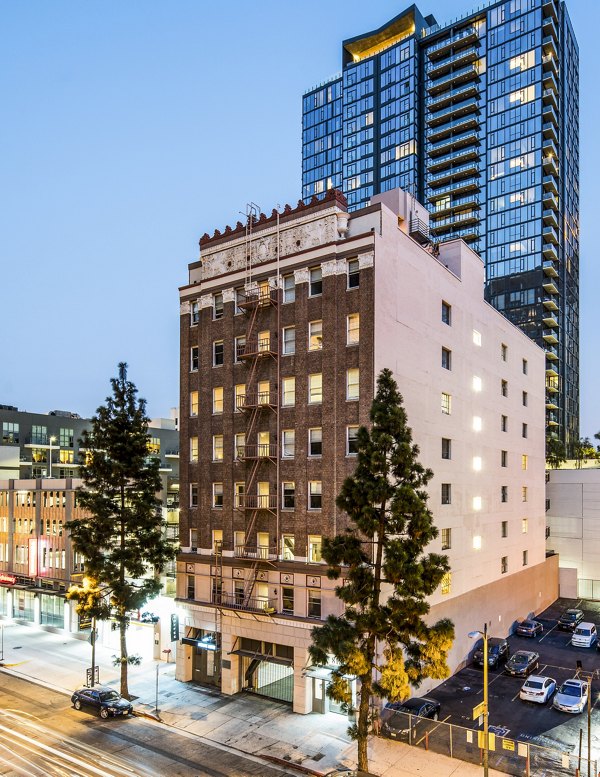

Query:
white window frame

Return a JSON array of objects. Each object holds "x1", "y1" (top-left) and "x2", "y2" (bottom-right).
[
  {"x1": 308, "y1": 320, "x2": 323, "y2": 351},
  {"x1": 309, "y1": 373, "x2": 323, "y2": 404},
  {"x1": 282, "y1": 326, "x2": 296, "y2": 355},
  {"x1": 346, "y1": 368, "x2": 359, "y2": 401},
  {"x1": 347, "y1": 313, "x2": 360, "y2": 345}
]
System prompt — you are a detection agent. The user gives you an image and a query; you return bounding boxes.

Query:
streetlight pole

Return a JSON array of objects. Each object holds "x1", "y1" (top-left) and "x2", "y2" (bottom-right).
[
  {"x1": 91, "y1": 615, "x2": 97, "y2": 688},
  {"x1": 469, "y1": 624, "x2": 489, "y2": 777},
  {"x1": 49, "y1": 436, "x2": 56, "y2": 478}
]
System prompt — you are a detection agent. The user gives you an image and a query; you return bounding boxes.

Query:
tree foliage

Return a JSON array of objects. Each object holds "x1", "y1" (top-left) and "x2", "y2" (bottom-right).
[
  {"x1": 308, "y1": 369, "x2": 454, "y2": 772},
  {"x1": 66, "y1": 363, "x2": 175, "y2": 697},
  {"x1": 545, "y1": 437, "x2": 567, "y2": 470},
  {"x1": 573, "y1": 437, "x2": 596, "y2": 469}
]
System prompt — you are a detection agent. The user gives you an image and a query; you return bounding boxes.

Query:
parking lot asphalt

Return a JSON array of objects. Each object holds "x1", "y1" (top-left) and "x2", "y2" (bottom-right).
[{"x1": 426, "y1": 598, "x2": 600, "y2": 757}]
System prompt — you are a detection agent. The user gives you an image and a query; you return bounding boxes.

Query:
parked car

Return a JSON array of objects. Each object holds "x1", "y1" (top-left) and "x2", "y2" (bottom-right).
[
  {"x1": 71, "y1": 686, "x2": 134, "y2": 719},
  {"x1": 519, "y1": 675, "x2": 556, "y2": 704},
  {"x1": 571, "y1": 622, "x2": 597, "y2": 648},
  {"x1": 380, "y1": 697, "x2": 441, "y2": 739},
  {"x1": 516, "y1": 619, "x2": 543, "y2": 638},
  {"x1": 553, "y1": 679, "x2": 588, "y2": 714},
  {"x1": 558, "y1": 609, "x2": 585, "y2": 631},
  {"x1": 505, "y1": 650, "x2": 540, "y2": 677},
  {"x1": 472, "y1": 637, "x2": 509, "y2": 668}
]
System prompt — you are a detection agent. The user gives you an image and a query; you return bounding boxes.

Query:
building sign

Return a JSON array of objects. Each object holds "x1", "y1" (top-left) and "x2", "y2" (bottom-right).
[
  {"x1": 0, "y1": 573, "x2": 16, "y2": 585},
  {"x1": 28, "y1": 538, "x2": 38, "y2": 577},
  {"x1": 170, "y1": 613, "x2": 179, "y2": 642}
]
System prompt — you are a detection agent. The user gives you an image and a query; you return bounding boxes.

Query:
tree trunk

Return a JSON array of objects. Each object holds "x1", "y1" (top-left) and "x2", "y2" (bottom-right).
[
  {"x1": 357, "y1": 672, "x2": 372, "y2": 772},
  {"x1": 120, "y1": 618, "x2": 129, "y2": 698}
]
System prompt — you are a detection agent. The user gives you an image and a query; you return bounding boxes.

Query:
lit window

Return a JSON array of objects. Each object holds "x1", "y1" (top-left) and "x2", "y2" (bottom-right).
[
  {"x1": 441, "y1": 573, "x2": 451, "y2": 595},
  {"x1": 347, "y1": 259, "x2": 360, "y2": 289},
  {"x1": 309, "y1": 267, "x2": 322, "y2": 296},
  {"x1": 190, "y1": 391, "x2": 198, "y2": 417},
  {"x1": 473, "y1": 456, "x2": 482, "y2": 471},
  {"x1": 347, "y1": 314, "x2": 360, "y2": 345},
  {"x1": 308, "y1": 589, "x2": 321, "y2": 618},
  {"x1": 258, "y1": 330, "x2": 270, "y2": 353},
  {"x1": 282, "y1": 326, "x2": 296, "y2": 355},
  {"x1": 282, "y1": 430, "x2": 295, "y2": 458},
  {"x1": 309, "y1": 481, "x2": 322, "y2": 510},
  {"x1": 283, "y1": 274, "x2": 295, "y2": 303},
  {"x1": 309, "y1": 535, "x2": 322, "y2": 563},
  {"x1": 190, "y1": 347, "x2": 199, "y2": 372},
  {"x1": 441, "y1": 483, "x2": 451, "y2": 505},
  {"x1": 309, "y1": 320, "x2": 323, "y2": 350},
  {"x1": 282, "y1": 377, "x2": 296, "y2": 407},
  {"x1": 347, "y1": 426, "x2": 360, "y2": 455},
  {"x1": 309, "y1": 374, "x2": 323, "y2": 404},
  {"x1": 257, "y1": 380, "x2": 270, "y2": 405},
  {"x1": 213, "y1": 340, "x2": 224, "y2": 366},
  {"x1": 282, "y1": 533, "x2": 294, "y2": 558},
  {"x1": 472, "y1": 376, "x2": 482, "y2": 392},
  {"x1": 213, "y1": 293, "x2": 224, "y2": 320},
  {"x1": 473, "y1": 330, "x2": 482, "y2": 346},
  {"x1": 473, "y1": 535, "x2": 482, "y2": 550},
  {"x1": 442, "y1": 348, "x2": 452, "y2": 370},
  {"x1": 190, "y1": 437, "x2": 198, "y2": 463},
  {"x1": 212, "y1": 435, "x2": 223, "y2": 462},
  {"x1": 309, "y1": 427, "x2": 323, "y2": 456},
  {"x1": 235, "y1": 383, "x2": 246, "y2": 412},
  {"x1": 212, "y1": 483, "x2": 223, "y2": 509},
  {"x1": 442, "y1": 301, "x2": 451, "y2": 325},
  {"x1": 441, "y1": 528, "x2": 451, "y2": 550},
  {"x1": 522, "y1": 518, "x2": 528, "y2": 534},
  {"x1": 522, "y1": 454, "x2": 528, "y2": 470},
  {"x1": 522, "y1": 486, "x2": 528, "y2": 502},
  {"x1": 212, "y1": 386, "x2": 223, "y2": 414},
  {"x1": 441, "y1": 393, "x2": 451, "y2": 415},
  {"x1": 473, "y1": 496, "x2": 482, "y2": 511},
  {"x1": 347, "y1": 368, "x2": 360, "y2": 401},
  {"x1": 473, "y1": 416, "x2": 482, "y2": 432}
]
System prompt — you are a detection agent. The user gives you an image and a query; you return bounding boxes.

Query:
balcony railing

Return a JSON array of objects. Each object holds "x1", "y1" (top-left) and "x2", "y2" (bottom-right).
[
  {"x1": 542, "y1": 328, "x2": 559, "y2": 344},
  {"x1": 427, "y1": 114, "x2": 480, "y2": 143},
  {"x1": 428, "y1": 160, "x2": 480, "y2": 186},
  {"x1": 542, "y1": 53, "x2": 558, "y2": 76},
  {"x1": 426, "y1": 82, "x2": 479, "y2": 112},
  {"x1": 543, "y1": 260, "x2": 558, "y2": 278},
  {"x1": 237, "y1": 287, "x2": 278, "y2": 309},
  {"x1": 236, "y1": 443, "x2": 278, "y2": 460},
  {"x1": 542, "y1": 295, "x2": 559, "y2": 311},
  {"x1": 234, "y1": 544, "x2": 278, "y2": 560},
  {"x1": 431, "y1": 194, "x2": 480, "y2": 217},
  {"x1": 543, "y1": 191, "x2": 558, "y2": 211},
  {"x1": 426, "y1": 25, "x2": 479, "y2": 59},
  {"x1": 238, "y1": 338, "x2": 276, "y2": 359},
  {"x1": 543, "y1": 225, "x2": 559, "y2": 245},
  {"x1": 542, "y1": 278, "x2": 559, "y2": 295},
  {"x1": 214, "y1": 591, "x2": 277, "y2": 614},
  {"x1": 431, "y1": 210, "x2": 479, "y2": 231},
  {"x1": 426, "y1": 45, "x2": 479, "y2": 78},
  {"x1": 428, "y1": 129, "x2": 480, "y2": 156},
  {"x1": 545, "y1": 344, "x2": 559, "y2": 360},
  {"x1": 427, "y1": 63, "x2": 480, "y2": 95},
  {"x1": 428, "y1": 145, "x2": 480, "y2": 173},
  {"x1": 237, "y1": 494, "x2": 278, "y2": 511},
  {"x1": 236, "y1": 389, "x2": 275, "y2": 410},
  {"x1": 426, "y1": 98, "x2": 480, "y2": 127},
  {"x1": 543, "y1": 209, "x2": 558, "y2": 229},
  {"x1": 543, "y1": 174, "x2": 558, "y2": 195},
  {"x1": 543, "y1": 35, "x2": 558, "y2": 60},
  {"x1": 427, "y1": 176, "x2": 481, "y2": 201}
]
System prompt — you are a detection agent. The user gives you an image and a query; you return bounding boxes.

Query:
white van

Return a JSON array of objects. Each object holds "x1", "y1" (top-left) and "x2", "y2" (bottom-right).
[{"x1": 571, "y1": 622, "x2": 597, "y2": 648}]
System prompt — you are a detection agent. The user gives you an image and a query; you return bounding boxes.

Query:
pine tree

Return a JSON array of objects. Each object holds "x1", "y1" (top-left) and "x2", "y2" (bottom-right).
[
  {"x1": 66, "y1": 363, "x2": 175, "y2": 698},
  {"x1": 308, "y1": 369, "x2": 454, "y2": 772}
]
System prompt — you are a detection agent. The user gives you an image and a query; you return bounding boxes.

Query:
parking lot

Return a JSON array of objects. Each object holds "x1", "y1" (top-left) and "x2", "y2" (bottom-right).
[{"x1": 426, "y1": 598, "x2": 600, "y2": 758}]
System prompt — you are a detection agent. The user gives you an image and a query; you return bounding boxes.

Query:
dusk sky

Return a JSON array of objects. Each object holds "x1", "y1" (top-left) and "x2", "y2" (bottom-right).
[{"x1": 1, "y1": 0, "x2": 596, "y2": 438}]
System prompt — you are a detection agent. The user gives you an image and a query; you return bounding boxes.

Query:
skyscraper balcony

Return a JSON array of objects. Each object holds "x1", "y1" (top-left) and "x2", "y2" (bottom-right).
[
  {"x1": 543, "y1": 209, "x2": 558, "y2": 229},
  {"x1": 428, "y1": 129, "x2": 480, "y2": 156},
  {"x1": 428, "y1": 145, "x2": 480, "y2": 172},
  {"x1": 543, "y1": 243, "x2": 558, "y2": 262},
  {"x1": 426, "y1": 25, "x2": 479, "y2": 60},
  {"x1": 543, "y1": 328, "x2": 559, "y2": 344},
  {"x1": 427, "y1": 114, "x2": 480, "y2": 143},
  {"x1": 543, "y1": 191, "x2": 558, "y2": 211},
  {"x1": 426, "y1": 82, "x2": 479, "y2": 112},
  {"x1": 542, "y1": 277, "x2": 559, "y2": 295},
  {"x1": 426, "y1": 62, "x2": 480, "y2": 95},
  {"x1": 426, "y1": 46, "x2": 479, "y2": 78},
  {"x1": 428, "y1": 160, "x2": 480, "y2": 186},
  {"x1": 542, "y1": 0, "x2": 558, "y2": 22},
  {"x1": 426, "y1": 98, "x2": 480, "y2": 127},
  {"x1": 543, "y1": 260, "x2": 559, "y2": 278}
]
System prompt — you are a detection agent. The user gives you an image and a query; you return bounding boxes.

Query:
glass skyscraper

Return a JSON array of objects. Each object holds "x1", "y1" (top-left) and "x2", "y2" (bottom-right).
[{"x1": 302, "y1": 0, "x2": 579, "y2": 449}]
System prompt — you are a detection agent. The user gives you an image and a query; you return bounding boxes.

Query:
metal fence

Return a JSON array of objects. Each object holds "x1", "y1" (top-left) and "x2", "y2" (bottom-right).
[{"x1": 381, "y1": 711, "x2": 597, "y2": 776}]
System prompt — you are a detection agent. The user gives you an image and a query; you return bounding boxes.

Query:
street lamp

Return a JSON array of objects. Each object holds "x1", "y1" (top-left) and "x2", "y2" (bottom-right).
[
  {"x1": 48, "y1": 435, "x2": 56, "y2": 478},
  {"x1": 469, "y1": 623, "x2": 489, "y2": 777}
]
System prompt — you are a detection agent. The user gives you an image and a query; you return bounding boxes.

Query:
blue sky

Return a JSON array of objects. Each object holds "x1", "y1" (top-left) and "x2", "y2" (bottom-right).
[{"x1": 0, "y1": 0, "x2": 596, "y2": 438}]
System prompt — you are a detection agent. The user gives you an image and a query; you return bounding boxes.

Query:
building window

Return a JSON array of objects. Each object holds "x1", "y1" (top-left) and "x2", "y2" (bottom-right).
[
  {"x1": 2, "y1": 423, "x2": 19, "y2": 444},
  {"x1": 282, "y1": 587, "x2": 294, "y2": 614},
  {"x1": 234, "y1": 482, "x2": 245, "y2": 508},
  {"x1": 442, "y1": 347, "x2": 452, "y2": 370},
  {"x1": 501, "y1": 380, "x2": 508, "y2": 397},
  {"x1": 190, "y1": 346, "x2": 199, "y2": 372},
  {"x1": 190, "y1": 437, "x2": 198, "y2": 463},
  {"x1": 441, "y1": 572, "x2": 451, "y2": 595},
  {"x1": 309, "y1": 481, "x2": 322, "y2": 510},
  {"x1": 347, "y1": 426, "x2": 359, "y2": 455},
  {"x1": 441, "y1": 393, "x2": 451, "y2": 415},
  {"x1": 501, "y1": 521, "x2": 508, "y2": 538},
  {"x1": 522, "y1": 391, "x2": 528, "y2": 407},
  {"x1": 258, "y1": 330, "x2": 270, "y2": 353},
  {"x1": 212, "y1": 483, "x2": 223, "y2": 509},
  {"x1": 501, "y1": 556, "x2": 508, "y2": 574},
  {"x1": 522, "y1": 550, "x2": 528, "y2": 566},
  {"x1": 282, "y1": 377, "x2": 296, "y2": 406},
  {"x1": 212, "y1": 435, "x2": 224, "y2": 462},
  {"x1": 522, "y1": 518, "x2": 528, "y2": 534},
  {"x1": 501, "y1": 450, "x2": 508, "y2": 467},
  {"x1": 257, "y1": 380, "x2": 270, "y2": 406},
  {"x1": 282, "y1": 534, "x2": 295, "y2": 560},
  {"x1": 309, "y1": 427, "x2": 323, "y2": 456},
  {"x1": 213, "y1": 340, "x2": 224, "y2": 366},
  {"x1": 441, "y1": 528, "x2": 451, "y2": 550},
  {"x1": 442, "y1": 438, "x2": 451, "y2": 459},
  {"x1": 309, "y1": 267, "x2": 322, "y2": 296},
  {"x1": 473, "y1": 416, "x2": 482, "y2": 432},
  {"x1": 473, "y1": 456, "x2": 482, "y2": 471},
  {"x1": 234, "y1": 433, "x2": 245, "y2": 459},
  {"x1": 308, "y1": 589, "x2": 322, "y2": 619},
  {"x1": 187, "y1": 575, "x2": 195, "y2": 599},
  {"x1": 191, "y1": 301, "x2": 199, "y2": 325},
  {"x1": 309, "y1": 535, "x2": 322, "y2": 563},
  {"x1": 347, "y1": 313, "x2": 360, "y2": 345},
  {"x1": 235, "y1": 335, "x2": 246, "y2": 362},
  {"x1": 282, "y1": 482, "x2": 295, "y2": 509},
  {"x1": 441, "y1": 483, "x2": 451, "y2": 505},
  {"x1": 283, "y1": 274, "x2": 295, "y2": 303},
  {"x1": 442, "y1": 301, "x2": 451, "y2": 325},
  {"x1": 59, "y1": 428, "x2": 74, "y2": 447},
  {"x1": 501, "y1": 415, "x2": 507, "y2": 432},
  {"x1": 472, "y1": 376, "x2": 482, "y2": 392},
  {"x1": 212, "y1": 386, "x2": 224, "y2": 414},
  {"x1": 213, "y1": 293, "x2": 224, "y2": 320},
  {"x1": 473, "y1": 496, "x2": 482, "y2": 511},
  {"x1": 522, "y1": 423, "x2": 528, "y2": 438},
  {"x1": 282, "y1": 430, "x2": 295, "y2": 458},
  {"x1": 31, "y1": 425, "x2": 47, "y2": 445},
  {"x1": 190, "y1": 391, "x2": 198, "y2": 417},
  {"x1": 501, "y1": 485, "x2": 508, "y2": 503},
  {"x1": 522, "y1": 358, "x2": 528, "y2": 375},
  {"x1": 235, "y1": 383, "x2": 245, "y2": 412},
  {"x1": 473, "y1": 330, "x2": 482, "y2": 346},
  {"x1": 309, "y1": 373, "x2": 323, "y2": 404},
  {"x1": 234, "y1": 287, "x2": 244, "y2": 314},
  {"x1": 522, "y1": 486, "x2": 528, "y2": 502},
  {"x1": 190, "y1": 483, "x2": 198, "y2": 507},
  {"x1": 501, "y1": 343, "x2": 508, "y2": 361},
  {"x1": 282, "y1": 326, "x2": 296, "y2": 355},
  {"x1": 348, "y1": 258, "x2": 360, "y2": 289},
  {"x1": 309, "y1": 320, "x2": 323, "y2": 350},
  {"x1": 522, "y1": 454, "x2": 528, "y2": 470},
  {"x1": 347, "y1": 368, "x2": 359, "y2": 401}
]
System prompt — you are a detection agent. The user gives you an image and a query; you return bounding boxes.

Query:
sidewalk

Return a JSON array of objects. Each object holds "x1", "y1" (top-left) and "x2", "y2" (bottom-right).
[{"x1": 0, "y1": 622, "x2": 503, "y2": 777}]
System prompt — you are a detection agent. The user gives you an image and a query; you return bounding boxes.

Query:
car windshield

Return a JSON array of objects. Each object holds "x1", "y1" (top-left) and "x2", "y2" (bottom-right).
[
  {"x1": 511, "y1": 654, "x2": 529, "y2": 664},
  {"x1": 99, "y1": 691, "x2": 121, "y2": 702},
  {"x1": 563, "y1": 612, "x2": 579, "y2": 620},
  {"x1": 522, "y1": 621, "x2": 534, "y2": 628},
  {"x1": 559, "y1": 684, "x2": 582, "y2": 697},
  {"x1": 575, "y1": 628, "x2": 590, "y2": 636},
  {"x1": 525, "y1": 680, "x2": 543, "y2": 689}
]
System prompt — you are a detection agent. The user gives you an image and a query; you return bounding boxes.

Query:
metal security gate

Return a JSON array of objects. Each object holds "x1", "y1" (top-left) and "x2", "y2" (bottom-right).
[{"x1": 240, "y1": 655, "x2": 293, "y2": 703}]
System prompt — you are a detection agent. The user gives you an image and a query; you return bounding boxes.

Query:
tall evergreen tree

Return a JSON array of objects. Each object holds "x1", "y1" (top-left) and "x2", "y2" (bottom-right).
[
  {"x1": 66, "y1": 363, "x2": 175, "y2": 698},
  {"x1": 309, "y1": 369, "x2": 454, "y2": 772}
]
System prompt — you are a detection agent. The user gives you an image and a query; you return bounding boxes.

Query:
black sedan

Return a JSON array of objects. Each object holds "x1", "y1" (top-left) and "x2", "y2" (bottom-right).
[
  {"x1": 381, "y1": 697, "x2": 441, "y2": 738},
  {"x1": 516, "y1": 619, "x2": 543, "y2": 638},
  {"x1": 505, "y1": 650, "x2": 540, "y2": 677},
  {"x1": 558, "y1": 609, "x2": 584, "y2": 631},
  {"x1": 473, "y1": 637, "x2": 509, "y2": 668},
  {"x1": 71, "y1": 686, "x2": 134, "y2": 718}
]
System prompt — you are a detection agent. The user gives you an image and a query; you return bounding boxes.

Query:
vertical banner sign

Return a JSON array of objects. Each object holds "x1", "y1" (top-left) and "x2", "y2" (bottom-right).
[
  {"x1": 170, "y1": 613, "x2": 179, "y2": 642},
  {"x1": 28, "y1": 538, "x2": 38, "y2": 577}
]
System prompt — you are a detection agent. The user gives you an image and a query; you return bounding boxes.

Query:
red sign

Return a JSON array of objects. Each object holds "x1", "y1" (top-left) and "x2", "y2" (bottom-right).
[{"x1": 0, "y1": 573, "x2": 16, "y2": 585}]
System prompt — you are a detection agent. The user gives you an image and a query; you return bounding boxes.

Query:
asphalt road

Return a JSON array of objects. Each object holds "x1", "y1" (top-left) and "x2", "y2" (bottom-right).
[
  {"x1": 427, "y1": 597, "x2": 600, "y2": 758},
  {"x1": 0, "y1": 673, "x2": 297, "y2": 777}
]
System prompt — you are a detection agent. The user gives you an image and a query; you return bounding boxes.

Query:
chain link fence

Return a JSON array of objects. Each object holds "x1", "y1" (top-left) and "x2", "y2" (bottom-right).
[{"x1": 380, "y1": 710, "x2": 597, "y2": 776}]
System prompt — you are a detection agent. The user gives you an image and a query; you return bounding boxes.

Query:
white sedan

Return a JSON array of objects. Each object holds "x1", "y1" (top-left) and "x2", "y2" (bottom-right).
[{"x1": 519, "y1": 675, "x2": 556, "y2": 704}]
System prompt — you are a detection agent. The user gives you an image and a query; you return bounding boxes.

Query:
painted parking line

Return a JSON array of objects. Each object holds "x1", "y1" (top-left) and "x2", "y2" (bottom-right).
[
  {"x1": 414, "y1": 714, "x2": 451, "y2": 746},
  {"x1": 538, "y1": 623, "x2": 559, "y2": 643}
]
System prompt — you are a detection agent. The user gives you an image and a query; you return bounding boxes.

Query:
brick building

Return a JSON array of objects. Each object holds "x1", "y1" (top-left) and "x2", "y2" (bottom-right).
[{"x1": 177, "y1": 187, "x2": 557, "y2": 715}]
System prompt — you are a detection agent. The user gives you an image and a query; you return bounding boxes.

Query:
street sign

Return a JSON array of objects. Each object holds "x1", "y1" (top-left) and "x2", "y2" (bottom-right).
[
  {"x1": 478, "y1": 731, "x2": 496, "y2": 751},
  {"x1": 170, "y1": 613, "x2": 179, "y2": 642},
  {"x1": 86, "y1": 667, "x2": 99, "y2": 686},
  {"x1": 473, "y1": 701, "x2": 485, "y2": 720}
]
